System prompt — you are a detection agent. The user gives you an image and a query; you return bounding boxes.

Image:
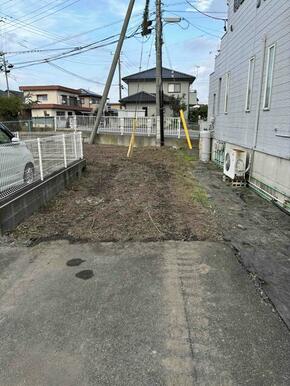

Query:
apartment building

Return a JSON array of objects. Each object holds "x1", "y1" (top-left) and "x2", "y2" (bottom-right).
[{"x1": 208, "y1": 0, "x2": 290, "y2": 207}]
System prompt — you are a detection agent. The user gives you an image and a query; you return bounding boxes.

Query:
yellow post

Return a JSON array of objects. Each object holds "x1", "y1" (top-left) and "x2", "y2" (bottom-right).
[
  {"x1": 127, "y1": 118, "x2": 137, "y2": 158},
  {"x1": 180, "y1": 109, "x2": 192, "y2": 150}
]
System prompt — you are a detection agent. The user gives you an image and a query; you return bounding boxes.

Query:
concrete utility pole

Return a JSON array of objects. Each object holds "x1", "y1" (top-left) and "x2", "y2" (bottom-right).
[
  {"x1": 0, "y1": 53, "x2": 10, "y2": 97},
  {"x1": 118, "y1": 58, "x2": 122, "y2": 101},
  {"x1": 155, "y1": 0, "x2": 164, "y2": 146},
  {"x1": 89, "y1": 0, "x2": 135, "y2": 144}
]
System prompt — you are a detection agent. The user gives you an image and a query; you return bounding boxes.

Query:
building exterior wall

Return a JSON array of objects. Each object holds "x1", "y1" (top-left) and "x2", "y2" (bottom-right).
[
  {"x1": 24, "y1": 90, "x2": 58, "y2": 105},
  {"x1": 31, "y1": 109, "x2": 56, "y2": 118},
  {"x1": 80, "y1": 96, "x2": 100, "y2": 111},
  {"x1": 127, "y1": 80, "x2": 192, "y2": 117},
  {"x1": 209, "y1": 0, "x2": 290, "y2": 202},
  {"x1": 123, "y1": 103, "x2": 172, "y2": 118},
  {"x1": 22, "y1": 88, "x2": 96, "y2": 117},
  {"x1": 123, "y1": 103, "x2": 156, "y2": 117}
]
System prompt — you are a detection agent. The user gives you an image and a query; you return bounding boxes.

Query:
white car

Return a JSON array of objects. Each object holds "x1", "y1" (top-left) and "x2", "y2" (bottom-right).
[{"x1": 0, "y1": 124, "x2": 35, "y2": 194}]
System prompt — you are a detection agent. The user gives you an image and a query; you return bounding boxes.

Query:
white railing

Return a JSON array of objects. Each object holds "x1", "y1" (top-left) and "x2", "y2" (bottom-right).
[
  {"x1": 55, "y1": 115, "x2": 185, "y2": 138},
  {"x1": 99, "y1": 116, "x2": 157, "y2": 136},
  {"x1": 0, "y1": 132, "x2": 83, "y2": 201},
  {"x1": 164, "y1": 117, "x2": 181, "y2": 138}
]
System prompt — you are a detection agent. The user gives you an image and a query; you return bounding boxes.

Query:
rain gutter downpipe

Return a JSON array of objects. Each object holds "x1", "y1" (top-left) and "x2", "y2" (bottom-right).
[{"x1": 250, "y1": 34, "x2": 267, "y2": 177}]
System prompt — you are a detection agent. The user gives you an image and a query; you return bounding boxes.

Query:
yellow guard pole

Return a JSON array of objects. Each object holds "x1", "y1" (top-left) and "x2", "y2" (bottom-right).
[
  {"x1": 127, "y1": 118, "x2": 137, "y2": 158},
  {"x1": 180, "y1": 109, "x2": 192, "y2": 150}
]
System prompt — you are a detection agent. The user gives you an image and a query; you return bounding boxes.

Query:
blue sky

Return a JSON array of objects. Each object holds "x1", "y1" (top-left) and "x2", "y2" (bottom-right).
[{"x1": 0, "y1": 0, "x2": 227, "y2": 103}]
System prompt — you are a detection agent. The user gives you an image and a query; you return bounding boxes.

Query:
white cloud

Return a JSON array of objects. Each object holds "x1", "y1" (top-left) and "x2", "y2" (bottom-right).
[{"x1": 194, "y1": 0, "x2": 214, "y2": 11}]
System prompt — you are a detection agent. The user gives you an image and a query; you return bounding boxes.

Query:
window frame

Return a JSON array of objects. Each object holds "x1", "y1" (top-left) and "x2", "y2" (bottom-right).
[
  {"x1": 212, "y1": 93, "x2": 216, "y2": 116},
  {"x1": 245, "y1": 56, "x2": 255, "y2": 112},
  {"x1": 217, "y1": 77, "x2": 222, "y2": 114},
  {"x1": 36, "y1": 94, "x2": 48, "y2": 102},
  {"x1": 224, "y1": 72, "x2": 230, "y2": 114},
  {"x1": 90, "y1": 97, "x2": 97, "y2": 104},
  {"x1": 263, "y1": 43, "x2": 276, "y2": 110},
  {"x1": 168, "y1": 83, "x2": 181, "y2": 93}
]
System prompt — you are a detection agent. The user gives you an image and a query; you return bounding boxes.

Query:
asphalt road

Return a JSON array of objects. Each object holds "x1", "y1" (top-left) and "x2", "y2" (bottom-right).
[{"x1": 0, "y1": 241, "x2": 290, "y2": 385}]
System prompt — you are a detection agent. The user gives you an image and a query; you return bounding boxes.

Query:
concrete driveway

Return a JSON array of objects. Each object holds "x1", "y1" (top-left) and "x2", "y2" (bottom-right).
[{"x1": 0, "y1": 241, "x2": 290, "y2": 385}]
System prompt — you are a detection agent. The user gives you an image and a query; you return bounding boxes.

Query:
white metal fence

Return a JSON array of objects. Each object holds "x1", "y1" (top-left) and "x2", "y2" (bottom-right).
[
  {"x1": 54, "y1": 115, "x2": 197, "y2": 138},
  {"x1": 0, "y1": 132, "x2": 83, "y2": 201}
]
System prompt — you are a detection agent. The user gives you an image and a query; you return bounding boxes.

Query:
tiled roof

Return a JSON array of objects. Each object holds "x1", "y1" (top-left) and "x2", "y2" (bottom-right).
[
  {"x1": 123, "y1": 67, "x2": 195, "y2": 83},
  {"x1": 120, "y1": 91, "x2": 171, "y2": 104},
  {"x1": 78, "y1": 89, "x2": 102, "y2": 98}
]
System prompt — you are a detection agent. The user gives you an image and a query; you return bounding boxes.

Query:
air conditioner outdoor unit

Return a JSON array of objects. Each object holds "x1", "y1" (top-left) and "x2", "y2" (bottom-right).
[{"x1": 224, "y1": 148, "x2": 247, "y2": 180}]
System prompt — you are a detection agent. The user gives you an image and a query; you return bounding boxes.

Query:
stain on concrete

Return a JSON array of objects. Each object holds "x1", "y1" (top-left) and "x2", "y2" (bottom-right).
[
  {"x1": 75, "y1": 270, "x2": 94, "y2": 280},
  {"x1": 66, "y1": 258, "x2": 86, "y2": 267}
]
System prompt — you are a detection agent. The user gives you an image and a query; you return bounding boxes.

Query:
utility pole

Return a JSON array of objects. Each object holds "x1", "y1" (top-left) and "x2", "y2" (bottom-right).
[
  {"x1": 89, "y1": 0, "x2": 135, "y2": 144},
  {"x1": 118, "y1": 58, "x2": 122, "y2": 101},
  {"x1": 0, "y1": 52, "x2": 10, "y2": 97},
  {"x1": 155, "y1": 0, "x2": 164, "y2": 146}
]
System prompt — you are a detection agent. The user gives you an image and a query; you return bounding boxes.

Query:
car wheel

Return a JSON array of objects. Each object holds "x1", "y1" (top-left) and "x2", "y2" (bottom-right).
[{"x1": 24, "y1": 163, "x2": 34, "y2": 184}]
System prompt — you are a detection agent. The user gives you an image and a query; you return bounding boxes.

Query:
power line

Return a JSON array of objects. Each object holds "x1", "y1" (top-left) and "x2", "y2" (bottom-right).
[
  {"x1": 163, "y1": 10, "x2": 222, "y2": 38},
  {"x1": 0, "y1": 14, "x2": 81, "y2": 48},
  {"x1": 1, "y1": 0, "x2": 81, "y2": 34},
  {"x1": 182, "y1": 17, "x2": 222, "y2": 38},
  {"x1": 0, "y1": 1, "x2": 84, "y2": 50},
  {"x1": 46, "y1": 62, "x2": 118, "y2": 86},
  {"x1": 12, "y1": 27, "x2": 141, "y2": 69},
  {"x1": 185, "y1": 1, "x2": 227, "y2": 21}
]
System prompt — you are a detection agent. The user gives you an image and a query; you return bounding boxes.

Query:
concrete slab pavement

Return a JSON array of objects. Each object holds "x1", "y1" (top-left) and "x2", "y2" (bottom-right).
[{"x1": 0, "y1": 241, "x2": 290, "y2": 385}]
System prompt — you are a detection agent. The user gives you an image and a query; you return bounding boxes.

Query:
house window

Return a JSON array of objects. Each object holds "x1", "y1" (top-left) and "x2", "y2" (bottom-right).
[
  {"x1": 213, "y1": 93, "x2": 216, "y2": 116},
  {"x1": 245, "y1": 57, "x2": 255, "y2": 112},
  {"x1": 56, "y1": 111, "x2": 65, "y2": 116},
  {"x1": 224, "y1": 73, "x2": 230, "y2": 114},
  {"x1": 36, "y1": 94, "x2": 48, "y2": 102},
  {"x1": 80, "y1": 97, "x2": 85, "y2": 105},
  {"x1": 61, "y1": 95, "x2": 68, "y2": 104},
  {"x1": 90, "y1": 97, "x2": 98, "y2": 104},
  {"x1": 168, "y1": 83, "x2": 181, "y2": 93},
  {"x1": 217, "y1": 78, "x2": 222, "y2": 114},
  {"x1": 263, "y1": 44, "x2": 276, "y2": 110},
  {"x1": 69, "y1": 96, "x2": 78, "y2": 106}
]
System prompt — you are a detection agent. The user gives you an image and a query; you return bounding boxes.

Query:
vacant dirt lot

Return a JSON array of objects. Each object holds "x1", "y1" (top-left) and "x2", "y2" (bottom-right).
[{"x1": 12, "y1": 145, "x2": 220, "y2": 244}]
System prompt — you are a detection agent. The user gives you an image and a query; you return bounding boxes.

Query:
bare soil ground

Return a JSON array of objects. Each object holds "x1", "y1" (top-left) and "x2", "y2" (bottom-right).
[{"x1": 12, "y1": 144, "x2": 220, "y2": 244}]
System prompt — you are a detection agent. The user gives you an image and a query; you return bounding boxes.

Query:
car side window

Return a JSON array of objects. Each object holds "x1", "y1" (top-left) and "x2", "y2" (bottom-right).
[{"x1": 0, "y1": 129, "x2": 12, "y2": 145}]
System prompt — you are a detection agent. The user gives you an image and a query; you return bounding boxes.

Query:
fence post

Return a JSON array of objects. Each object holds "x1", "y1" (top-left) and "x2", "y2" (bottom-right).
[
  {"x1": 37, "y1": 138, "x2": 44, "y2": 181},
  {"x1": 79, "y1": 132, "x2": 83, "y2": 159},
  {"x1": 73, "y1": 132, "x2": 78, "y2": 159},
  {"x1": 147, "y1": 118, "x2": 152, "y2": 136},
  {"x1": 120, "y1": 118, "x2": 124, "y2": 135},
  {"x1": 62, "y1": 134, "x2": 67, "y2": 168},
  {"x1": 178, "y1": 118, "x2": 181, "y2": 139},
  {"x1": 73, "y1": 115, "x2": 77, "y2": 132},
  {"x1": 54, "y1": 116, "x2": 57, "y2": 131}
]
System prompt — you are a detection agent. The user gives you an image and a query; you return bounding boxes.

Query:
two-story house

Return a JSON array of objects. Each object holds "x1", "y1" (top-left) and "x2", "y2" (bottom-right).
[
  {"x1": 19, "y1": 85, "x2": 102, "y2": 118},
  {"x1": 208, "y1": 0, "x2": 290, "y2": 208},
  {"x1": 120, "y1": 67, "x2": 196, "y2": 118}
]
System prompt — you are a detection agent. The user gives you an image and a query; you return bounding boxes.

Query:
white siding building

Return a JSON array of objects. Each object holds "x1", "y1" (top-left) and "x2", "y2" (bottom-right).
[
  {"x1": 208, "y1": 0, "x2": 290, "y2": 208},
  {"x1": 121, "y1": 67, "x2": 197, "y2": 118}
]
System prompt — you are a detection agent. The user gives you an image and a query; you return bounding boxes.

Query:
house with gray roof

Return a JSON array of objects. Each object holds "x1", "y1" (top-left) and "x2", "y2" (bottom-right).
[{"x1": 120, "y1": 67, "x2": 197, "y2": 118}]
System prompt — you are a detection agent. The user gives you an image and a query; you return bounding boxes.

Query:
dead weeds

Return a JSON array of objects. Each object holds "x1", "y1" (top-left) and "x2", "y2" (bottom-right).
[{"x1": 12, "y1": 144, "x2": 221, "y2": 243}]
